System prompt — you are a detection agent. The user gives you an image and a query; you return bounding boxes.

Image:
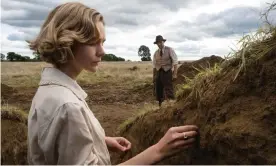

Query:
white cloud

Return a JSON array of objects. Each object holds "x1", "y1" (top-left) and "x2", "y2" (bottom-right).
[{"x1": 1, "y1": 0, "x2": 274, "y2": 61}]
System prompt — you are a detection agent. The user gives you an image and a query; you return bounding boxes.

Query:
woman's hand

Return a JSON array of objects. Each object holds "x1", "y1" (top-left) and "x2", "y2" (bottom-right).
[
  {"x1": 105, "y1": 137, "x2": 131, "y2": 152},
  {"x1": 154, "y1": 125, "x2": 198, "y2": 158},
  {"x1": 119, "y1": 125, "x2": 199, "y2": 165}
]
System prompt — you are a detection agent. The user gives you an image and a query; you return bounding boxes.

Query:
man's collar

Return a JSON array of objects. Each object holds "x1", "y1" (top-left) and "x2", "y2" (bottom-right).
[
  {"x1": 159, "y1": 46, "x2": 166, "y2": 51},
  {"x1": 39, "y1": 67, "x2": 87, "y2": 100}
]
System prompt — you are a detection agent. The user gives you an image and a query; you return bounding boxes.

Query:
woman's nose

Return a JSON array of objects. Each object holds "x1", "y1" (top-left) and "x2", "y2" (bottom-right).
[{"x1": 97, "y1": 44, "x2": 105, "y2": 57}]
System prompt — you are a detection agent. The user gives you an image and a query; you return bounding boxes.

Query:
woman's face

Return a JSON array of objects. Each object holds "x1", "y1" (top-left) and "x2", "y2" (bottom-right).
[{"x1": 73, "y1": 21, "x2": 106, "y2": 72}]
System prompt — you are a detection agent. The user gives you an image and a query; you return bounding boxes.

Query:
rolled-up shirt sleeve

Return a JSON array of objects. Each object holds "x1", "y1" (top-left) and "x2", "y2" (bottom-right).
[
  {"x1": 170, "y1": 48, "x2": 178, "y2": 65},
  {"x1": 56, "y1": 103, "x2": 100, "y2": 165}
]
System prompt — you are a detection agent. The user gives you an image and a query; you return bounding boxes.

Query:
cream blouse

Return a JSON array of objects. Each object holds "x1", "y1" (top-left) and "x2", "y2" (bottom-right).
[{"x1": 27, "y1": 67, "x2": 111, "y2": 165}]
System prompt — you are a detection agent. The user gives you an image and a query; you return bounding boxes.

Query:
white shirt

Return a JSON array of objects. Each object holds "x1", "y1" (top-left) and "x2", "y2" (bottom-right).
[{"x1": 27, "y1": 67, "x2": 111, "y2": 165}]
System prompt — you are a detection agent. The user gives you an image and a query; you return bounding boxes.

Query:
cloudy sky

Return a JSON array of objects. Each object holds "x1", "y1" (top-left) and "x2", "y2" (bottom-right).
[{"x1": 1, "y1": 0, "x2": 275, "y2": 61}]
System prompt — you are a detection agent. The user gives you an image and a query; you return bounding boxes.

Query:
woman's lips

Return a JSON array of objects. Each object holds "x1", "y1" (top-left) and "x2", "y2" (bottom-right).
[{"x1": 92, "y1": 61, "x2": 100, "y2": 65}]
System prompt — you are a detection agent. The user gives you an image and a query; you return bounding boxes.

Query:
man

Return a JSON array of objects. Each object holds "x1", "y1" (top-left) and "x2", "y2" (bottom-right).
[{"x1": 153, "y1": 35, "x2": 178, "y2": 107}]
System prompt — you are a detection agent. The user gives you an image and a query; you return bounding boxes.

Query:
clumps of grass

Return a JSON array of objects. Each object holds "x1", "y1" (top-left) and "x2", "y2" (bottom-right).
[
  {"x1": 176, "y1": 63, "x2": 222, "y2": 101},
  {"x1": 1, "y1": 104, "x2": 28, "y2": 165},
  {"x1": 118, "y1": 117, "x2": 136, "y2": 134},
  {"x1": 225, "y1": 27, "x2": 276, "y2": 81},
  {"x1": 1, "y1": 120, "x2": 28, "y2": 165},
  {"x1": 128, "y1": 66, "x2": 139, "y2": 71},
  {"x1": 221, "y1": 2, "x2": 276, "y2": 81},
  {"x1": 1, "y1": 104, "x2": 28, "y2": 125},
  {"x1": 176, "y1": 84, "x2": 192, "y2": 100}
]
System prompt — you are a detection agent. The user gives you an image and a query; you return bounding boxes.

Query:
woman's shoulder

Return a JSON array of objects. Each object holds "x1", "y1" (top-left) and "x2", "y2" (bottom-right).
[
  {"x1": 28, "y1": 85, "x2": 87, "y2": 132},
  {"x1": 32, "y1": 84, "x2": 82, "y2": 110}
]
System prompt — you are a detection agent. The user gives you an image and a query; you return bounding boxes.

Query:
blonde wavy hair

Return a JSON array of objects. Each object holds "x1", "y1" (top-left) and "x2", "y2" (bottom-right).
[{"x1": 28, "y1": 2, "x2": 105, "y2": 67}]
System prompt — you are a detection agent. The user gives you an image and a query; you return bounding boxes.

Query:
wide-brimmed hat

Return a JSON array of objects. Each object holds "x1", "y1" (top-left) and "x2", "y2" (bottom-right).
[{"x1": 154, "y1": 35, "x2": 166, "y2": 44}]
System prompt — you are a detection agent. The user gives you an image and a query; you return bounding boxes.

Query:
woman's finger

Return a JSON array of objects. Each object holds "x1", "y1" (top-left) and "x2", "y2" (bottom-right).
[
  {"x1": 120, "y1": 138, "x2": 132, "y2": 149},
  {"x1": 125, "y1": 138, "x2": 131, "y2": 145},
  {"x1": 172, "y1": 130, "x2": 198, "y2": 141},
  {"x1": 125, "y1": 140, "x2": 132, "y2": 149},
  {"x1": 171, "y1": 138, "x2": 195, "y2": 148},
  {"x1": 171, "y1": 125, "x2": 198, "y2": 133}
]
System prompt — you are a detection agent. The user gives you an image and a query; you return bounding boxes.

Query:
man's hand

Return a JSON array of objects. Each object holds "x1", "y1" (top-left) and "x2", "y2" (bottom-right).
[
  {"x1": 173, "y1": 72, "x2": 177, "y2": 80},
  {"x1": 105, "y1": 137, "x2": 131, "y2": 152},
  {"x1": 172, "y1": 64, "x2": 178, "y2": 80}
]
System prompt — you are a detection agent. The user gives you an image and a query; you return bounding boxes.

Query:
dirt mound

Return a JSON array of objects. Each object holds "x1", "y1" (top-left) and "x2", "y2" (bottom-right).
[
  {"x1": 1, "y1": 108, "x2": 28, "y2": 165},
  {"x1": 174, "y1": 55, "x2": 224, "y2": 86},
  {"x1": 1, "y1": 120, "x2": 28, "y2": 165},
  {"x1": 114, "y1": 42, "x2": 276, "y2": 164},
  {"x1": 1, "y1": 83, "x2": 18, "y2": 102}
]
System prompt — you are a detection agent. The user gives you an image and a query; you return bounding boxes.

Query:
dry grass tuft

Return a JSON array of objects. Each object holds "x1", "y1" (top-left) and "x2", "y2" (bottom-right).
[
  {"x1": 1, "y1": 105, "x2": 28, "y2": 165},
  {"x1": 1, "y1": 104, "x2": 28, "y2": 124},
  {"x1": 128, "y1": 66, "x2": 139, "y2": 71},
  {"x1": 221, "y1": 3, "x2": 276, "y2": 81},
  {"x1": 176, "y1": 63, "x2": 222, "y2": 101}
]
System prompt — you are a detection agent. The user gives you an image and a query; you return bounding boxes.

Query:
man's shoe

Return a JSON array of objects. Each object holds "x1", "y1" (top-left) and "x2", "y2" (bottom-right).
[{"x1": 159, "y1": 101, "x2": 162, "y2": 107}]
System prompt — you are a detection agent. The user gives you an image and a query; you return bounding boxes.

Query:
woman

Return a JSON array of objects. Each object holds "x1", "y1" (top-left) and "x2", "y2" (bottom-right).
[{"x1": 27, "y1": 2, "x2": 199, "y2": 165}]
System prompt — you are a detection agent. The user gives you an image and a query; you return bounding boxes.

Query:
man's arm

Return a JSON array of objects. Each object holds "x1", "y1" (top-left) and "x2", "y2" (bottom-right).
[{"x1": 170, "y1": 48, "x2": 178, "y2": 78}]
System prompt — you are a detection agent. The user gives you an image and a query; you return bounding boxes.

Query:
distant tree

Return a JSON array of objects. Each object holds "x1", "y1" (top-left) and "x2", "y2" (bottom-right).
[
  {"x1": 14, "y1": 54, "x2": 23, "y2": 61},
  {"x1": 102, "y1": 54, "x2": 125, "y2": 61},
  {"x1": 141, "y1": 56, "x2": 151, "y2": 61},
  {"x1": 7, "y1": 52, "x2": 17, "y2": 61},
  {"x1": 32, "y1": 52, "x2": 41, "y2": 61},
  {"x1": 20, "y1": 56, "x2": 31, "y2": 61},
  {"x1": 138, "y1": 45, "x2": 152, "y2": 61},
  {"x1": 6, "y1": 52, "x2": 32, "y2": 61},
  {"x1": 1, "y1": 53, "x2": 5, "y2": 61},
  {"x1": 19, "y1": 56, "x2": 25, "y2": 61},
  {"x1": 25, "y1": 56, "x2": 31, "y2": 60}
]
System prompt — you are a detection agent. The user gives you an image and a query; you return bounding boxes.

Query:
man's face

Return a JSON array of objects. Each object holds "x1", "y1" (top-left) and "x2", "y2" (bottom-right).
[{"x1": 156, "y1": 41, "x2": 164, "y2": 49}]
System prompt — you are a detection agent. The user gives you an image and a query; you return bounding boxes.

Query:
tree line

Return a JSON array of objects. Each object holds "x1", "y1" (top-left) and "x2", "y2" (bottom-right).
[
  {"x1": 1, "y1": 45, "x2": 153, "y2": 62},
  {"x1": 1, "y1": 52, "x2": 126, "y2": 62}
]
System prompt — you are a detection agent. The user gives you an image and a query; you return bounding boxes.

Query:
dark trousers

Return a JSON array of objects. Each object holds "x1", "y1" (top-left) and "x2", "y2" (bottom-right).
[{"x1": 155, "y1": 68, "x2": 175, "y2": 105}]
